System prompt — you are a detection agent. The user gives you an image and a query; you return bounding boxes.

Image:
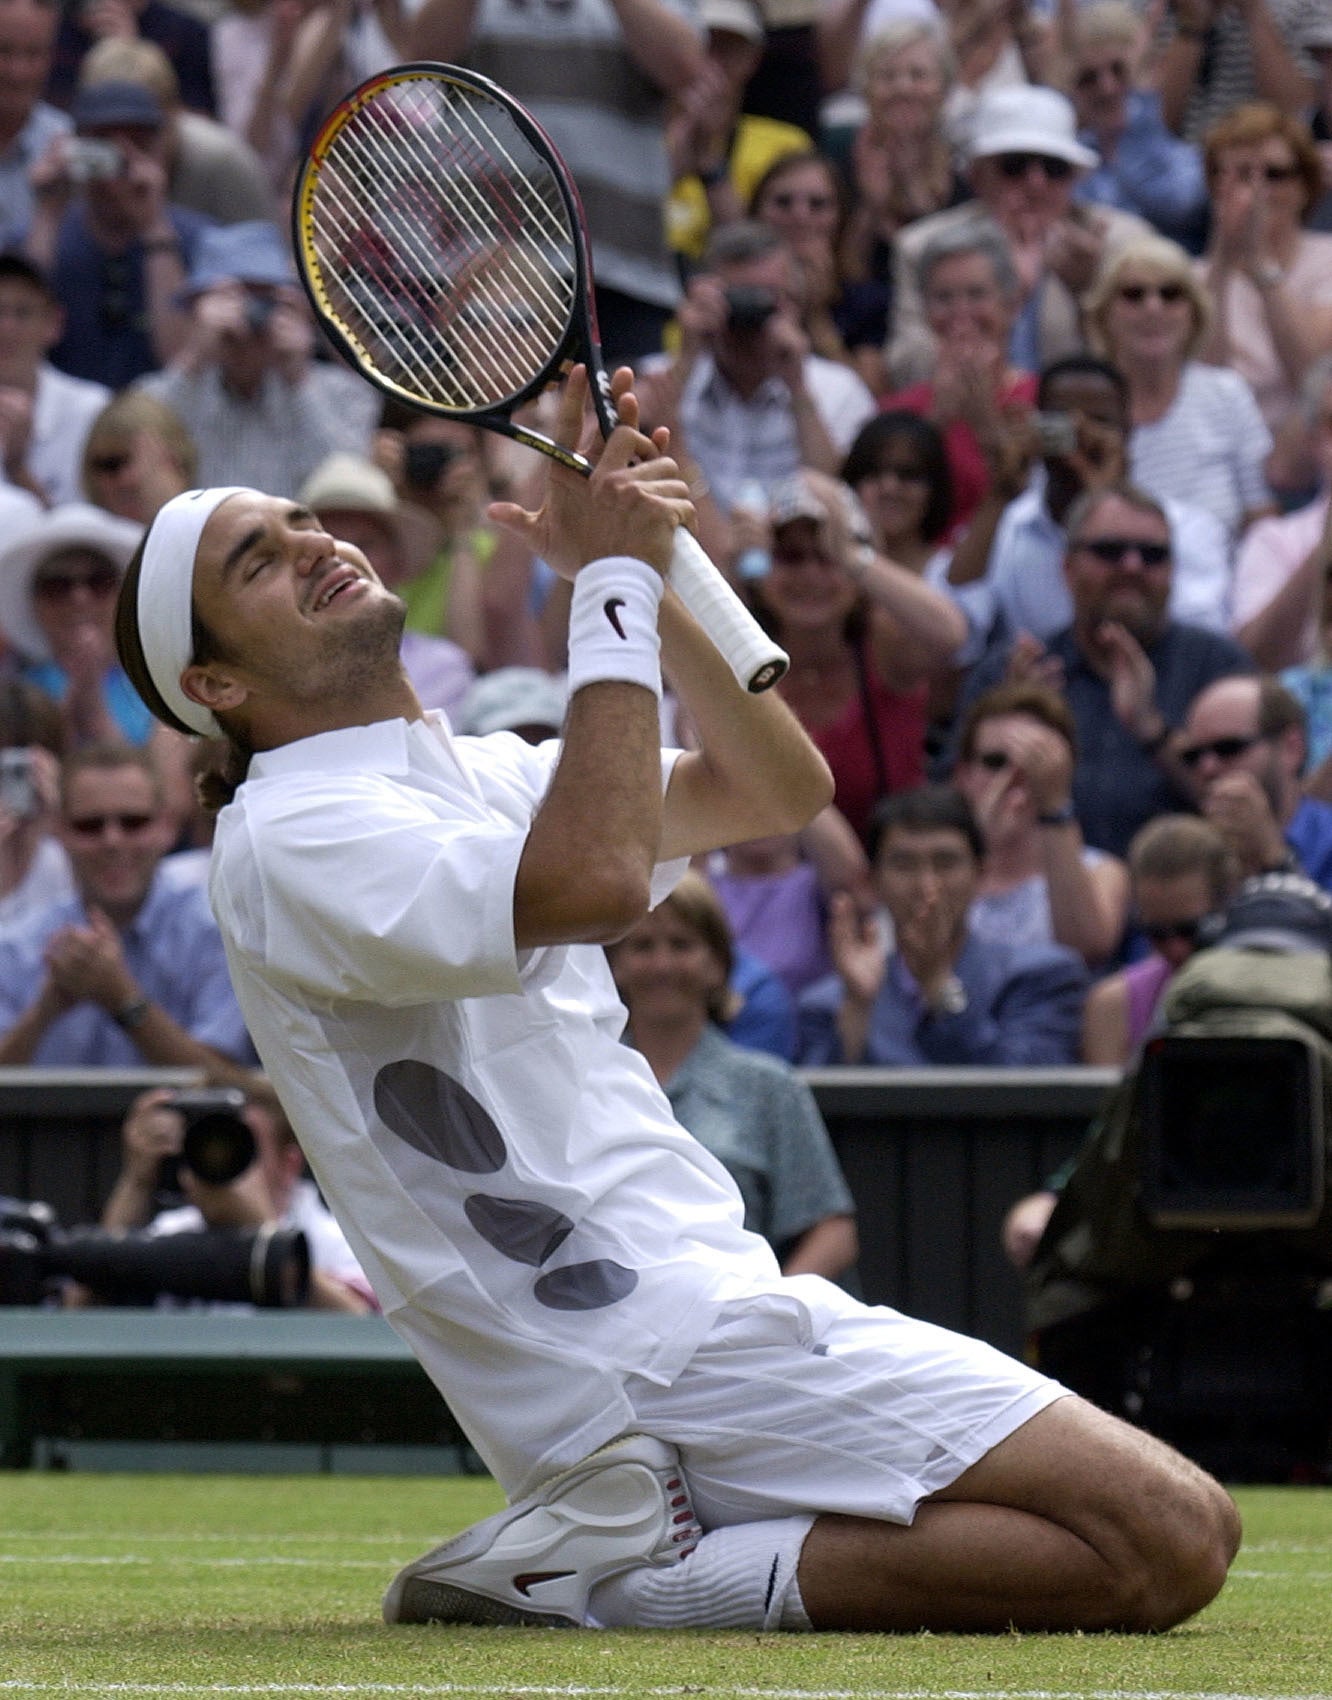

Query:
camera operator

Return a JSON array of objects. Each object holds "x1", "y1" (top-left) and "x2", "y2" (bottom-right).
[
  {"x1": 98, "y1": 1086, "x2": 374, "y2": 1312},
  {"x1": 638, "y1": 220, "x2": 876, "y2": 515},
  {"x1": 136, "y1": 219, "x2": 378, "y2": 498}
]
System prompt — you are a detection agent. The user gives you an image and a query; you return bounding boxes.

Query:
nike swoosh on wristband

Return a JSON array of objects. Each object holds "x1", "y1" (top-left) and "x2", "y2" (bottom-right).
[
  {"x1": 512, "y1": 1570, "x2": 578, "y2": 1597},
  {"x1": 604, "y1": 597, "x2": 628, "y2": 639}
]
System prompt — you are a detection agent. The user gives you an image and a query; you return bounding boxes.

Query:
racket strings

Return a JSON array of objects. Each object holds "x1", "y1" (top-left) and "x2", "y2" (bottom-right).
[{"x1": 306, "y1": 75, "x2": 577, "y2": 410}]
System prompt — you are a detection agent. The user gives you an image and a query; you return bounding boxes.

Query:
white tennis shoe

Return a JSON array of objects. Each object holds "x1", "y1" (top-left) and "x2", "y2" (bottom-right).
[{"x1": 381, "y1": 1433, "x2": 701, "y2": 1628}]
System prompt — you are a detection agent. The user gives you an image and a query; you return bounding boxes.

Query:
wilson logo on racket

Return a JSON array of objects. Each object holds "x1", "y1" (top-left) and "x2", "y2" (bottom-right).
[{"x1": 603, "y1": 597, "x2": 628, "y2": 640}]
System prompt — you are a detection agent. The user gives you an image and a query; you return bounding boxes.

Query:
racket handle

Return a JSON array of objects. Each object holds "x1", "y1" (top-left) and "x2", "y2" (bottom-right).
[{"x1": 667, "y1": 527, "x2": 788, "y2": 693}]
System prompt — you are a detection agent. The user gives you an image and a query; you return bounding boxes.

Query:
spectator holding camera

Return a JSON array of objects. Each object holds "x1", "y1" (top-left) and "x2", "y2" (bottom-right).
[
  {"x1": 1178, "y1": 673, "x2": 1332, "y2": 888},
  {"x1": 0, "y1": 741, "x2": 254, "y2": 1073},
  {"x1": 0, "y1": 251, "x2": 109, "y2": 506},
  {"x1": 45, "y1": 0, "x2": 216, "y2": 118},
  {"x1": 136, "y1": 219, "x2": 377, "y2": 497},
  {"x1": 23, "y1": 78, "x2": 208, "y2": 388},
  {"x1": 0, "y1": 0, "x2": 70, "y2": 253},
  {"x1": 797, "y1": 783, "x2": 1088, "y2": 1065},
  {"x1": 0, "y1": 675, "x2": 72, "y2": 929},
  {"x1": 100, "y1": 1086, "x2": 374, "y2": 1311},
  {"x1": 639, "y1": 220, "x2": 876, "y2": 515}
]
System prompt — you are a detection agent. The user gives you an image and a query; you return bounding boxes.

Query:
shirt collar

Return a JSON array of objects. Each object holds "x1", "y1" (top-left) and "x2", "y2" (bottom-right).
[{"x1": 247, "y1": 712, "x2": 451, "y2": 785}]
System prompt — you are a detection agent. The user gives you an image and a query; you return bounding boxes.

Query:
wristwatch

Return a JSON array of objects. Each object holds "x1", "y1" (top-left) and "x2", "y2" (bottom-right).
[{"x1": 113, "y1": 997, "x2": 151, "y2": 1031}]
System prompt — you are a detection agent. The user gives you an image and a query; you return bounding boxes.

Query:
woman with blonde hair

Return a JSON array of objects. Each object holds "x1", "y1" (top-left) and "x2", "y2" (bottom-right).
[
  {"x1": 606, "y1": 870, "x2": 858, "y2": 1282},
  {"x1": 1086, "y1": 232, "x2": 1275, "y2": 547},
  {"x1": 1197, "y1": 104, "x2": 1332, "y2": 446},
  {"x1": 81, "y1": 392, "x2": 197, "y2": 527}
]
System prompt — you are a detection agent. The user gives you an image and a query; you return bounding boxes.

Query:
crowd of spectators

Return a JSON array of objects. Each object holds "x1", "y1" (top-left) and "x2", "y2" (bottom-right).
[{"x1": 6, "y1": 0, "x2": 1332, "y2": 1297}]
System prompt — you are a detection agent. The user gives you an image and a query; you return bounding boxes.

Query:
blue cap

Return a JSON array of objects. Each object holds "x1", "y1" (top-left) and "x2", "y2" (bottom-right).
[
  {"x1": 184, "y1": 221, "x2": 297, "y2": 296},
  {"x1": 71, "y1": 81, "x2": 165, "y2": 133}
]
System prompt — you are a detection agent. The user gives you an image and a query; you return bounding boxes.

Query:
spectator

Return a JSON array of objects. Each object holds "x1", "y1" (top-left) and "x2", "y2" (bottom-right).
[
  {"x1": 638, "y1": 220, "x2": 877, "y2": 514},
  {"x1": 953, "y1": 483, "x2": 1253, "y2": 857},
  {"x1": 0, "y1": 674, "x2": 72, "y2": 928},
  {"x1": 1066, "y1": 2, "x2": 1208, "y2": 252},
  {"x1": 745, "y1": 466, "x2": 967, "y2": 844},
  {"x1": 413, "y1": 0, "x2": 704, "y2": 364},
  {"x1": 1002, "y1": 813, "x2": 1239, "y2": 1270},
  {"x1": 100, "y1": 1085, "x2": 375, "y2": 1311},
  {"x1": 299, "y1": 451, "x2": 475, "y2": 722},
  {"x1": 935, "y1": 356, "x2": 1232, "y2": 664},
  {"x1": 952, "y1": 680, "x2": 1130, "y2": 967},
  {"x1": 886, "y1": 83, "x2": 1149, "y2": 388},
  {"x1": 80, "y1": 387, "x2": 193, "y2": 524},
  {"x1": 25, "y1": 78, "x2": 207, "y2": 388},
  {"x1": 0, "y1": 741, "x2": 254, "y2": 1072},
  {"x1": 1196, "y1": 103, "x2": 1332, "y2": 449},
  {"x1": 1178, "y1": 672, "x2": 1332, "y2": 886},
  {"x1": 798, "y1": 782, "x2": 1088, "y2": 1065},
  {"x1": 454, "y1": 665, "x2": 565, "y2": 743},
  {"x1": 137, "y1": 219, "x2": 377, "y2": 496},
  {"x1": 0, "y1": 250, "x2": 108, "y2": 506},
  {"x1": 881, "y1": 219, "x2": 1038, "y2": 535},
  {"x1": 1086, "y1": 234, "x2": 1276, "y2": 553},
  {"x1": 1232, "y1": 356, "x2": 1332, "y2": 672},
  {"x1": 1157, "y1": 0, "x2": 1319, "y2": 145},
  {"x1": 78, "y1": 35, "x2": 274, "y2": 225},
  {"x1": 0, "y1": 0, "x2": 68, "y2": 252},
  {"x1": 826, "y1": 19, "x2": 967, "y2": 394},
  {"x1": 209, "y1": 0, "x2": 311, "y2": 201},
  {"x1": 607, "y1": 869, "x2": 858, "y2": 1279},
  {"x1": 665, "y1": 0, "x2": 809, "y2": 271},
  {"x1": 45, "y1": 0, "x2": 216, "y2": 116}
]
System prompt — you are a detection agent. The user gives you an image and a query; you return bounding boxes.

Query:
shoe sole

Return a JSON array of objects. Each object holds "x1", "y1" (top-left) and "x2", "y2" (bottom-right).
[{"x1": 393, "y1": 1575, "x2": 576, "y2": 1629}]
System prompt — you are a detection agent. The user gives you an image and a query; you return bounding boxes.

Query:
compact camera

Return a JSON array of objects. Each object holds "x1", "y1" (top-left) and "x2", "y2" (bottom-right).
[
  {"x1": 65, "y1": 137, "x2": 123, "y2": 184},
  {"x1": 724, "y1": 284, "x2": 777, "y2": 335},
  {"x1": 1033, "y1": 410, "x2": 1078, "y2": 457}
]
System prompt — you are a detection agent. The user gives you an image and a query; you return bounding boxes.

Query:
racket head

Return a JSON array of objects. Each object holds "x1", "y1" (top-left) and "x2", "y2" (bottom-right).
[{"x1": 293, "y1": 62, "x2": 615, "y2": 438}]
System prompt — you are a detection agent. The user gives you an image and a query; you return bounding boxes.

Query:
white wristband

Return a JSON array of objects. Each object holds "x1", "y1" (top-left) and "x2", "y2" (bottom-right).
[{"x1": 566, "y1": 556, "x2": 665, "y2": 701}]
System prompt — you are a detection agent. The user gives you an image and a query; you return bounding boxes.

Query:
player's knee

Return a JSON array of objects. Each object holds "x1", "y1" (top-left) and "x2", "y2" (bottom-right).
[{"x1": 1106, "y1": 1467, "x2": 1240, "y2": 1631}]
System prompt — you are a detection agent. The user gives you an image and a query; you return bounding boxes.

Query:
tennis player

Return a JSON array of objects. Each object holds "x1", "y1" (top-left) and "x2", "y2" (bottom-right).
[{"x1": 114, "y1": 368, "x2": 1239, "y2": 1634}]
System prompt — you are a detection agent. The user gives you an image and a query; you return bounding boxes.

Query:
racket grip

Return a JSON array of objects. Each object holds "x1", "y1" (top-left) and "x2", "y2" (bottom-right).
[{"x1": 667, "y1": 528, "x2": 788, "y2": 693}]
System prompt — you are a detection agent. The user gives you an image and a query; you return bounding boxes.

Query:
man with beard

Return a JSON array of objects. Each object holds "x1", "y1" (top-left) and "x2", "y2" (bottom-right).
[
  {"x1": 1178, "y1": 674, "x2": 1332, "y2": 888},
  {"x1": 951, "y1": 485, "x2": 1251, "y2": 856}
]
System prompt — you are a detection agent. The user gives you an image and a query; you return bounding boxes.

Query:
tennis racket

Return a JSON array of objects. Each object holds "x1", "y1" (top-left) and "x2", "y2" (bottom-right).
[{"x1": 292, "y1": 61, "x2": 788, "y2": 693}]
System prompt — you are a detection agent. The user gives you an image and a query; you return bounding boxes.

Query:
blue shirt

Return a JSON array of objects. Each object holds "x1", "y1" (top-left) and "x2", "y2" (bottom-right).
[
  {"x1": 796, "y1": 932, "x2": 1089, "y2": 1067},
  {"x1": 725, "y1": 946, "x2": 797, "y2": 1062},
  {"x1": 1287, "y1": 795, "x2": 1332, "y2": 892},
  {"x1": 25, "y1": 661, "x2": 154, "y2": 747},
  {"x1": 1077, "y1": 91, "x2": 1209, "y2": 252},
  {"x1": 0, "y1": 871, "x2": 255, "y2": 1066}
]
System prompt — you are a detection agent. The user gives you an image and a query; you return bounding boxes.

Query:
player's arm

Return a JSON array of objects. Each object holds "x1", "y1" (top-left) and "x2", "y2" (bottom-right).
[{"x1": 656, "y1": 597, "x2": 834, "y2": 862}]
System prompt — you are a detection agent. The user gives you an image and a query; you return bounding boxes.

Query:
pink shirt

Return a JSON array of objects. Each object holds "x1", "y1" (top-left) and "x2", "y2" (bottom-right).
[{"x1": 1230, "y1": 492, "x2": 1330, "y2": 667}]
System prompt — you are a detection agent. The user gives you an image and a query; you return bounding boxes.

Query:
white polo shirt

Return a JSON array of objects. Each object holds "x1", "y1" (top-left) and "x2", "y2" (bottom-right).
[{"x1": 209, "y1": 711, "x2": 781, "y2": 1497}]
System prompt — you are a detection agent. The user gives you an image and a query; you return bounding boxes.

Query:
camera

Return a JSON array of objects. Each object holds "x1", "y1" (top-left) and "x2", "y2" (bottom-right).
[
  {"x1": 1033, "y1": 411, "x2": 1078, "y2": 457},
  {"x1": 159, "y1": 1088, "x2": 256, "y2": 1192},
  {"x1": 0, "y1": 748, "x2": 38, "y2": 820},
  {"x1": 65, "y1": 137, "x2": 122, "y2": 184},
  {"x1": 0, "y1": 1196, "x2": 310, "y2": 1308},
  {"x1": 243, "y1": 293, "x2": 276, "y2": 336},
  {"x1": 403, "y1": 440, "x2": 459, "y2": 492},
  {"x1": 724, "y1": 284, "x2": 777, "y2": 335}
]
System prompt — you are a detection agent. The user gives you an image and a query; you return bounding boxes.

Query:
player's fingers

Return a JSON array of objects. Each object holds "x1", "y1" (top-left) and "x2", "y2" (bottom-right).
[
  {"x1": 553, "y1": 365, "x2": 590, "y2": 452},
  {"x1": 485, "y1": 500, "x2": 540, "y2": 546}
]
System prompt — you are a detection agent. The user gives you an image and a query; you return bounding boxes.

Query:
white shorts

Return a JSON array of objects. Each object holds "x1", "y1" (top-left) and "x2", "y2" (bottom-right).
[{"x1": 625, "y1": 1276, "x2": 1068, "y2": 1530}]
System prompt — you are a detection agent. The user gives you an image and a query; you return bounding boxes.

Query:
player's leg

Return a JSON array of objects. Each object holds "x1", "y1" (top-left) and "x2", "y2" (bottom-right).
[{"x1": 794, "y1": 1394, "x2": 1240, "y2": 1632}]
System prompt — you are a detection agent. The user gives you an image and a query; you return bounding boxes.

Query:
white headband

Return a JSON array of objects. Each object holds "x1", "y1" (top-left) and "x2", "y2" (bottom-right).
[{"x1": 137, "y1": 487, "x2": 250, "y2": 738}]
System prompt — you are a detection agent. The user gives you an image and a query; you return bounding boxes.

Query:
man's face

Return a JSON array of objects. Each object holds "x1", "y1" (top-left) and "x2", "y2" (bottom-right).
[
  {"x1": 1071, "y1": 39, "x2": 1132, "y2": 133},
  {"x1": 922, "y1": 250, "x2": 1012, "y2": 350},
  {"x1": 59, "y1": 763, "x2": 171, "y2": 920},
  {"x1": 0, "y1": 275, "x2": 59, "y2": 382},
  {"x1": 1064, "y1": 493, "x2": 1173, "y2": 647},
  {"x1": 0, "y1": 0, "x2": 56, "y2": 136},
  {"x1": 1179, "y1": 680, "x2": 1286, "y2": 811},
  {"x1": 1134, "y1": 869, "x2": 1216, "y2": 972},
  {"x1": 970, "y1": 149, "x2": 1076, "y2": 234},
  {"x1": 875, "y1": 825, "x2": 979, "y2": 939},
  {"x1": 1041, "y1": 368, "x2": 1127, "y2": 475},
  {"x1": 184, "y1": 492, "x2": 406, "y2": 733},
  {"x1": 713, "y1": 248, "x2": 801, "y2": 377}
]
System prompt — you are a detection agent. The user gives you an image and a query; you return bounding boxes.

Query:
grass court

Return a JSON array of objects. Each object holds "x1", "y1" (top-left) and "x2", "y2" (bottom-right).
[{"x1": 2, "y1": 1474, "x2": 1330, "y2": 1699}]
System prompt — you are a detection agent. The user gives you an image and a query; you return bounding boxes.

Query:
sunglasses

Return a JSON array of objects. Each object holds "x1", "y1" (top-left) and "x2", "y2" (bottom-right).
[
  {"x1": 1177, "y1": 734, "x2": 1260, "y2": 770},
  {"x1": 994, "y1": 152, "x2": 1074, "y2": 181},
  {"x1": 1116, "y1": 281, "x2": 1188, "y2": 305},
  {"x1": 1075, "y1": 59, "x2": 1130, "y2": 88},
  {"x1": 1072, "y1": 537, "x2": 1171, "y2": 567},
  {"x1": 66, "y1": 811, "x2": 156, "y2": 837},
  {"x1": 88, "y1": 452, "x2": 131, "y2": 477},
  {"x1": 32, "y1": 564, "x2": 120, "y2": 599},
  {"x1": 1141, "y1": 917, "x2": 1204, "y2": 946},
  {"x1": 974, "y1": 749, "x2": 1011, "y2": 771}
]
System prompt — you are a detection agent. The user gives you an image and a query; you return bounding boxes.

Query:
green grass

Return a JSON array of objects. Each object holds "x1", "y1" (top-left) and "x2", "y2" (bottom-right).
[{"x1": 1, "y1": 1476, "x2": 1330, "y2": 1697}]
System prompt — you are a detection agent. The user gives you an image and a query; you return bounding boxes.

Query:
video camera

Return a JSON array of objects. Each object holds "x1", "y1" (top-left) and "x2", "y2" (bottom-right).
[{"x1": 0, "y1": 1196, "x2": 310, "y2": 1309}]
